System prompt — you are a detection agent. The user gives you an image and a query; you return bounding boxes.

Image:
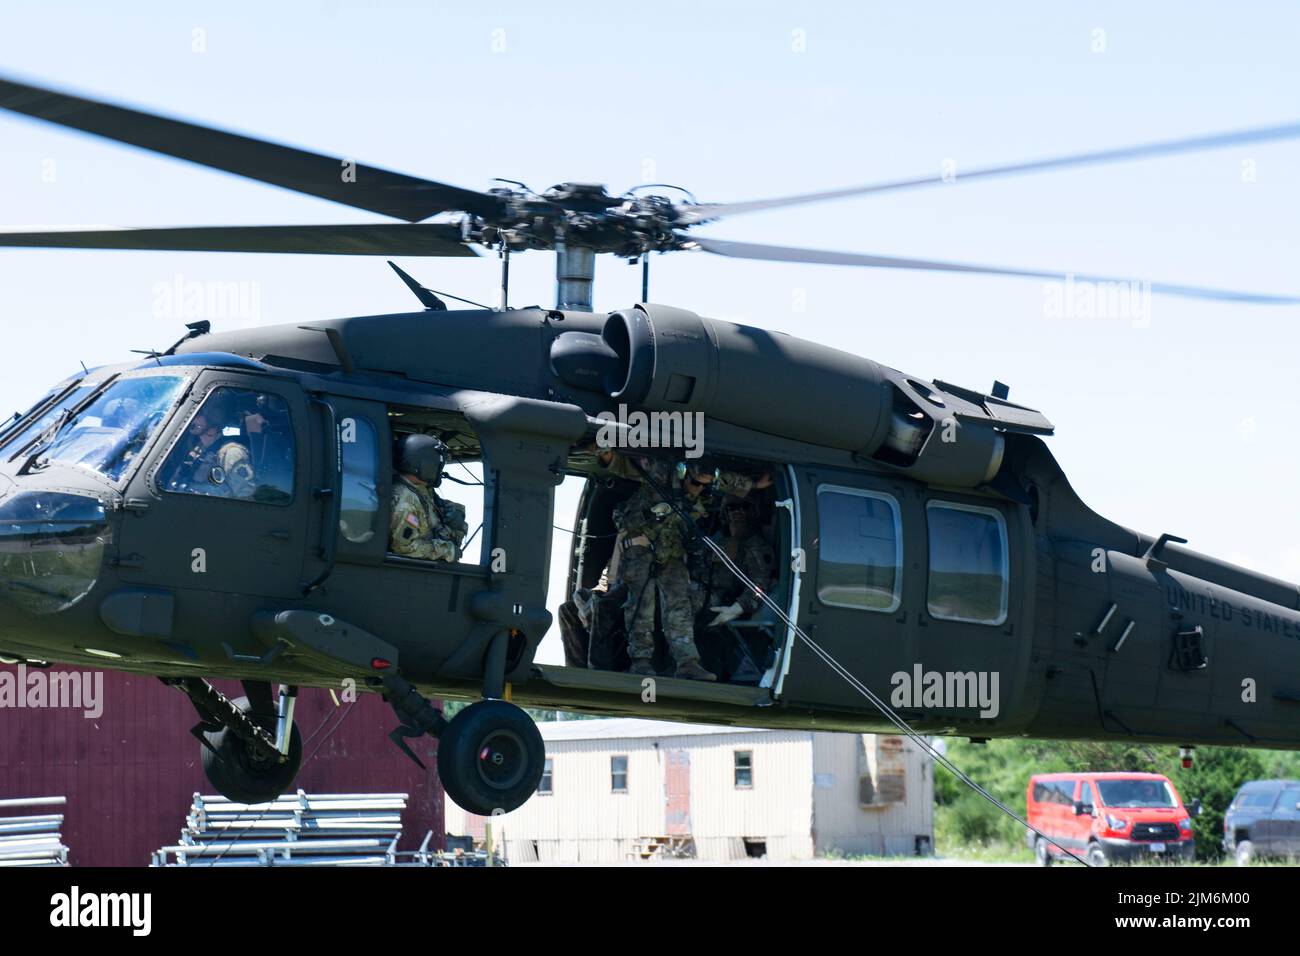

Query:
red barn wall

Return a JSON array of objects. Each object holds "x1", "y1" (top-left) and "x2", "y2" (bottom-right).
[{"x1": 0, "y1": 666, "x2": 444, "y2": 866}]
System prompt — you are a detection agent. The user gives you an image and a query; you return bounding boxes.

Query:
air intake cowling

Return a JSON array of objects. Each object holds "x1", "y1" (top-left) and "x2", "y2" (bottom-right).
[{"x1": 554, "y1": 303, "x2": 1050, "y2": 489}]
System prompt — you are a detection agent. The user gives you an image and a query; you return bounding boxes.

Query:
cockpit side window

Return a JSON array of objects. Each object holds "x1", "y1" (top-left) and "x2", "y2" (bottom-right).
[
  {"x1": 160, "y1": 386, "x2": 296, "y2": 504},
  {"x1": 339, "y1": 415, "x2": 379, "y2": 544}
]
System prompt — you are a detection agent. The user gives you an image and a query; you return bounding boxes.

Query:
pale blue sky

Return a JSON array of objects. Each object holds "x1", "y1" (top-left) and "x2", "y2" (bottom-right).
[{"x1": 1, "y1": 3, "x2": 1297, "y2": 659}]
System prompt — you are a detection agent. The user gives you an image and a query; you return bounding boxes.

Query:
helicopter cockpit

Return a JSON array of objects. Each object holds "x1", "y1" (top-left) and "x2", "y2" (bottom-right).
[{"x1": 0, "y1": 368, "x2": 190, "y2": 618}]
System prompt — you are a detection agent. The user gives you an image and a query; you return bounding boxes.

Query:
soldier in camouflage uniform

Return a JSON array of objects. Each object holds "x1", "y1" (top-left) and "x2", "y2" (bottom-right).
[
  {"x1": 597, "y1": 449, "x2": 770, "y2": 681},
  {"x1": 389, "y1": 434, "x2": 468, "y2": 563},
  {"x1": 704, "y1": 496, "x2": 776, "y2": 627},
  {"x1": 163, "y1": 392, "x2": 258, "y2": 499}
]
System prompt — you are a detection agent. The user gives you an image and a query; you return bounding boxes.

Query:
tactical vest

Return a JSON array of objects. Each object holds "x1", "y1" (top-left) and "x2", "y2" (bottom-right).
[{"x1": 614, "y1": 482, "x2": 708, "y2": 563}]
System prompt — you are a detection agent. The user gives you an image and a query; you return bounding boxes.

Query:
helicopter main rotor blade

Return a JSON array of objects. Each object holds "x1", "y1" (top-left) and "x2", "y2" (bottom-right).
[
  {"x1": 677, "y1": 121, "x2": 1300, "y2": 224},
  {"x1": 691, "y1": 236, "x2": 1300, "y2": 305},
  {"x1": 0, "y1": 75, "x2": 504, "y2": 223},
  {"x1": 0, "y1": 223, "x2": 478, "y2": 256}
]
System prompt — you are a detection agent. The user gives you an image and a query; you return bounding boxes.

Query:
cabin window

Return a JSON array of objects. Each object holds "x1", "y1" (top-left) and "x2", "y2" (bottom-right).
[
  {"x1": 734, "y1": 750, "x2": 754, "y2": 789},
  {"x1": 538, "y1": 758, "x2": 554, "y2": 795},
  {"x1": 339, "y1": 415, "x2": 379, "y2": 544},
  {"x1": 611, "y1": 755, "x2": 628, "y2": 792},
  {"x1": 1033, "y1": 780, "x2": 1075, "y2": 805},
  {"x1": 925, "y1": 501, "x2": 1008, "y2": 625},
  {"x1": 1237, "y1": 789, "x2": 1279, "y2": 811},
  {"x1": 160, "y1": 387, "x2": 296, "y2": 504},
  {"x1": 386, "y1": 412, "x2": 485, "y2": 566},
  {"x1": 815, "y1": 486, "x2": 902, "y2": 613}
]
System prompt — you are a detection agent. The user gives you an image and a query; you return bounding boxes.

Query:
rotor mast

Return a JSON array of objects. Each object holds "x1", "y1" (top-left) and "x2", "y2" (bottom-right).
[{"x1": 555, "y1": 240, "x2": 596, "y2": 312}]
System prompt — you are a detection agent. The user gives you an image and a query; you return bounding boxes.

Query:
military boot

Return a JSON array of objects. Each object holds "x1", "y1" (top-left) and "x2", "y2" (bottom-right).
[
  {"x1": 674, "y1": 659, "x2": 717, "y2": 681},
  {"x1": 628, "y1": 660, "x2": 657, "y2": 677}
]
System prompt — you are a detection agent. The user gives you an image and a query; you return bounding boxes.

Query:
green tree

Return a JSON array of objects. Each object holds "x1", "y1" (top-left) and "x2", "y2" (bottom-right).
[{"x1": 440, "y1": 700, "x2": 597, "y2": 723}]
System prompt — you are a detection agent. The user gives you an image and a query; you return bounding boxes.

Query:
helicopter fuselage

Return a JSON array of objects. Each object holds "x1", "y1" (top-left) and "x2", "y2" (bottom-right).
[{"x1": 1, "y1": 303, "x2": 1297, "y2": 752}]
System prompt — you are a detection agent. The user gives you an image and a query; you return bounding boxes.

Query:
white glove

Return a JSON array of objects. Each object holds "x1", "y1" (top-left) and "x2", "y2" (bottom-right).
[{"x1": 708, "y1": 602, "x2": 745, "y2": 627}]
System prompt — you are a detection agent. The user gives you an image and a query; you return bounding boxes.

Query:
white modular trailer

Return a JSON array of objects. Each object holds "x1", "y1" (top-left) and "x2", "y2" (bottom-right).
[{"x1": 445, "y1": 719, "x2": 933, "y2": 862}]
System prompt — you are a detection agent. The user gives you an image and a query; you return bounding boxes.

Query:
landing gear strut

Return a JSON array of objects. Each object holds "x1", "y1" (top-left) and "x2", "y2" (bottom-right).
[
  {"x1": 382, "y1": 674, "x2": 545, "y2": 816},
  {"x1": 167, "y1": 677, "x2": 303, "y2": 805}
]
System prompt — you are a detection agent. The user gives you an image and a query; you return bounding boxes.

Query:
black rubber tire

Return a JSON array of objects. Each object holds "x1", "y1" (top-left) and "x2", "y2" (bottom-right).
[
  {"x1": 1034, "y1": 837, "x2": 1054, "y2": 867},
  {"x1": 1086, "y1": 843, "x2": 1109, "y2": 867},
  {"x1": 437, "y1": 699, "x2": 545, "y2": 816},
  {"x1": 1235, "y1": 839, "x2": 1255, "y2": 866},
  {"x1": 201, "y1": 695, "x2": 303, "y2": 805}
]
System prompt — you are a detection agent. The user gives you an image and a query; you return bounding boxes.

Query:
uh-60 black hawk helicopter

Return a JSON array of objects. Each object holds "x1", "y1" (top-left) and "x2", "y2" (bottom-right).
[{"x1": 1, "y1": 75, "x2": 1299, "y2": 817}]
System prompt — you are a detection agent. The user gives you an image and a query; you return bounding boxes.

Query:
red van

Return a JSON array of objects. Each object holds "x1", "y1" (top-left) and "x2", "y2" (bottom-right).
[{"x1": 1026, "y1": 771, "x2": 1197, "y2": 866}]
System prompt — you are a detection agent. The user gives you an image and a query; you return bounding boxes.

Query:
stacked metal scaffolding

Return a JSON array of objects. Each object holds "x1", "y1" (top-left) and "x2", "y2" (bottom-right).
[
  {"x1": 0, "y1": 797, "x2": 71, "y2": 867},
  {"x1": 151, "y1": 791, "x2": 501, "y2": 867}
]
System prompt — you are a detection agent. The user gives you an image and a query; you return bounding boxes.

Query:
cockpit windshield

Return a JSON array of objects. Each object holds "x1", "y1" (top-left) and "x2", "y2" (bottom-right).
[
  {"x1": 0, "y1": 386, "x2": 60, "y2": 445},
  {"x1": 27, "y1": 375, "x2": 188, "y2": 482},
  {"x1": 0, "y1": 381, "x2": 94, "y2": 455}
]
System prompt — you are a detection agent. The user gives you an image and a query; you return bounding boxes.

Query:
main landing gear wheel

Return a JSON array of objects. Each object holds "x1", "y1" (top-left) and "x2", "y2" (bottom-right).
[
  {"x1": 437, "y1": 699, "x2": 545, "y2": 816},
  {"x1": 201, "y1": 695, "x2": 303, "y2": 804}
]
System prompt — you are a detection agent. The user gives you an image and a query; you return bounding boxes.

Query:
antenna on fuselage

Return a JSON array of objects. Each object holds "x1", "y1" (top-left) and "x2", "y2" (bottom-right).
[
  {"x1": 162, "y1": 320, "x2": 211, "y2": 356},
  {"x1": 386, "y1": 261, "x2": 495, "y2": 312}
]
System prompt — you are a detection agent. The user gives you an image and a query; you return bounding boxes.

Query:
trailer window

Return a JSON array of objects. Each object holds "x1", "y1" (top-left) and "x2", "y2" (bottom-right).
[
  {"x1": 816, "y1": 486, "x2": 901, "y2": 613},
  {"x1": 734, "y1": 750, "x2": 754, "y2": 789},
  {"x1": 926, "y1": 501, "x2": 1008, "y2": 625},
  {"x1": 611, "y1": 755, "x2": 628, "y2": 793}
]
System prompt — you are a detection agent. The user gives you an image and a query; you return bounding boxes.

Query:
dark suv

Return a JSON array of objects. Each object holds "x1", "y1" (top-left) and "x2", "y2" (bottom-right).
[{"x1": 1223, "y1": 780, "x2": 1300, "y2": 865}]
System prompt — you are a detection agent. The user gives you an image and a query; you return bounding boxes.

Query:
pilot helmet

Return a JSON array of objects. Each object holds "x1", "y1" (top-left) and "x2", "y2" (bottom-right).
[{"x1": 398, "y1": 433, "x2": 449, "y2": 487}]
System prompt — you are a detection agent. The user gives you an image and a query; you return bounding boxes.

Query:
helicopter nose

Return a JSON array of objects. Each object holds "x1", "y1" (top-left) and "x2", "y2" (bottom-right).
[{"x1": 0, "y1": 490, "x2": 111, "y2": 617}]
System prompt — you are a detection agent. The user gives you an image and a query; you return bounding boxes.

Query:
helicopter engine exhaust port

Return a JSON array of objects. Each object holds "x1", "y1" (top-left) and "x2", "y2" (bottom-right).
[{"x1": 586, "y1": 303, "x2": 1022, "y2": 488}]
